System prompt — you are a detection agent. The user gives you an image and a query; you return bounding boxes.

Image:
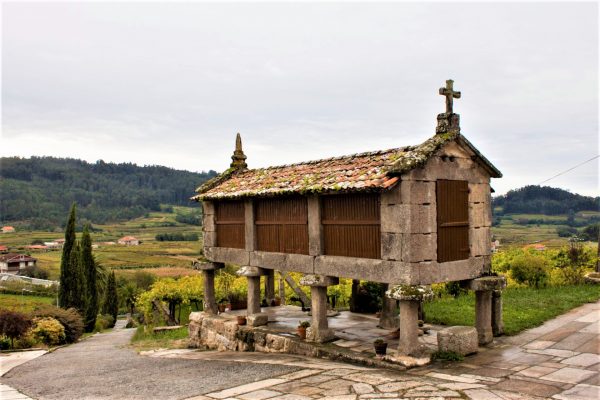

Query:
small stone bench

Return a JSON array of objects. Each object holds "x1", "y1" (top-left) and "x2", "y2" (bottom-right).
[
  {"x1": 153, "y1": 325, "x2": 184, "y2": 333},
  {"x1": 437, "y1": 326, "x2": 478, "y2": 356}
]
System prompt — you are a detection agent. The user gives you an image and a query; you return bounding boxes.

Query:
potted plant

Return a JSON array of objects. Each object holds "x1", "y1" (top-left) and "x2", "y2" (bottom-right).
[
  {"x1": 273, "y1": 297, "x2": 281, "y2": 306},
  {"x1": 297, "y1": 321, "x2": 310, "y2": 339},
  {"x1": 373, "y1": 338, "x2": 388, "y2": 356},
  {"x1": 236, "y1": 315, "x2": 247, "y2": 325}
]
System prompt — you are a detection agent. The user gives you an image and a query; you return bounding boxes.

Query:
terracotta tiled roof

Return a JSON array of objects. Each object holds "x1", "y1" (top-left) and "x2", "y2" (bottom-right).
[
  {"x1": 0, "y1": 253, "x2": 37, "y2": 263},
  {"x1": 194, "y1": 132, "x2": 500, "y2": 201},
  {"x1": 119, "y1": 236, "x2": 138, "y2": 241}
]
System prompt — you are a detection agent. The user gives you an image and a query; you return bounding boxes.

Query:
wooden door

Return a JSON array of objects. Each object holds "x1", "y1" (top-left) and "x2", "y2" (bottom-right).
[{"x1": 437, "y1": 180, "x2": 469, "y2": 262}]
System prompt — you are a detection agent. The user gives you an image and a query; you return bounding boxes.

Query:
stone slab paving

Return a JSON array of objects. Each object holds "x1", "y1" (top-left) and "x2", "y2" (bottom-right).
[{"x1": 152, "y1": 300, "x2": 600, "y2": 400}]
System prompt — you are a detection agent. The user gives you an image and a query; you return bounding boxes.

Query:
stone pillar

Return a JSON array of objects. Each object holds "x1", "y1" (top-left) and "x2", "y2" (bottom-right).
[
  {"x1": 379, "y1": 284, "x2": 399, "y2": 330},
  {"x1": 300, "y1": 274, "x2": 339, "y2": 343},
  {"x1": 236, "y1": 266, "x2": 267, "y2": 324},
  {"x1": 264, "y1": 269, "x2": 275, "y2": 306},
  {"x1": 247, "y1": 276, "x2": 261, "y2": 315},
  {"x1": 386, "y1": 285, "x2": 434, "y2": 357},
  {"x1": 193, "y1": 261, "x2": 224, "y2": 315},
  {"x1": 492, "y1": 290, "x2": 504, "y2": 336},
  {"x1": 475, "y1": 290, "x2": 492, "y2": 345},
  {"x1": 398, "y1": 300, "x2": 420, "y2": 356},
  {"x1": 467, "y1": 276, "x2": 507, "y2": 345}
]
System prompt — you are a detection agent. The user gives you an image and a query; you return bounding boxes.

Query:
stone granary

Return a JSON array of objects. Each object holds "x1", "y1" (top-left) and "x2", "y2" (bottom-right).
[{"x1": 193, "y1": 80, "x2": 505, "y2": 356}]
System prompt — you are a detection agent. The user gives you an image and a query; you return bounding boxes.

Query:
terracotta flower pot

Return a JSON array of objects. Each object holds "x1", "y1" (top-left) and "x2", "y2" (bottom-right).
[
  {"x1": 236, "y1": 315, "x2": 247, "y2": 325},
  {"x1": 297, "y1": 326, "x2": 307, "y2": 340}
]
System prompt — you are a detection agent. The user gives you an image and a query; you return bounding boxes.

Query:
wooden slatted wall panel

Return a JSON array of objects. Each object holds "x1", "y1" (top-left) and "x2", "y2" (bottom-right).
[
  {"x1": 215, "y1": 201, "x2": 245, "y2": 249},
  {"x1": 255, "y1": 197, "x2": 309, "y2": 254},
  {"x1": 321, "y1": 193, "x2": 381, "y2": 259},
  {"x1": 437, "y1": 180, "x2": 469, "y2": 262}
]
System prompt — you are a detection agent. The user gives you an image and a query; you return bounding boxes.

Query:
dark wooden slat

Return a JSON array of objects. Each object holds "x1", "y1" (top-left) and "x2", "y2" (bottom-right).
[
  {"x1": 321, "y1": 193, "x2": 381, "y2": 259},
  {"x1": 255, "y1": 196, "x2": 309, "y2": 254},
  {"x1": 215, "y1": 201, "x2": 245, "y2": 249}
]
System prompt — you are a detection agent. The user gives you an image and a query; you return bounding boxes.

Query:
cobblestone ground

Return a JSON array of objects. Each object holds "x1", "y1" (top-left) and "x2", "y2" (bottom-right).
[{"x1": 154, "y1": 299, "x2": 600, "y2": 400}]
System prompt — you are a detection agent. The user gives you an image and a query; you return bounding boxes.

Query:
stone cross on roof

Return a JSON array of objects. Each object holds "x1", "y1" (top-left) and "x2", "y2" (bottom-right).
[
  {"x1": 439, "y1": 79, "x2": 461, "y2": 114},
  {"x1": 230, "y1": 133, "x2": 248, "y2": 169}
]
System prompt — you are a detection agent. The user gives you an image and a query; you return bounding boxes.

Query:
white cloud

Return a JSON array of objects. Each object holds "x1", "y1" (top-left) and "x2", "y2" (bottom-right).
[{"x1": 1, "y1": 2, "x2": 598, "y2": 196}]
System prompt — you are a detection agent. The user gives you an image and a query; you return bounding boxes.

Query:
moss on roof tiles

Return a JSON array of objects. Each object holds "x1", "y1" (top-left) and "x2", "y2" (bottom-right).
[{"x1": 193, "y1": 131, "x2": 499, "y2": 201}]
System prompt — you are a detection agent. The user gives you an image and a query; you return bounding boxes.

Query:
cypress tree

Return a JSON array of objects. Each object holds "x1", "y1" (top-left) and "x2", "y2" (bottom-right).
[
  {"x1": 103, "y1": 271, "x2": 118, "y2": 327},
  {"x1": 64, "y1": 243, "x2": 84, "y2": 310},
  {"x1": 81, "y1": 225, "x2": 98, "y2": 332},
  {"x1": 59, "y1": 203, "x2": 77, "y2": 308}
]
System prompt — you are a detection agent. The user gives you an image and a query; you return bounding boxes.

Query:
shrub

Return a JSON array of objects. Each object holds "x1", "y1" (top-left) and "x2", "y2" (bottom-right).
[
  {"x1": 0, "y1": 336, "x2": 11, "y2": 350},
  {"x1": 94, "y1": 314, "x2": 115, "y2": 332},
  {"x1": 510, "y1": 254, "x2": 549, "y2": 288},
  {"x1": 557, "y1": 226, "x2": 578, "y2": 238},
  {"x1": 445, "y1": 281, "x2": 467, "y2": 298},
  {"x1": 0, "y1": 310, "x2": 32, "y2": 348},
  {"x1": 22, "y1": 265, "x2": 50, "y2": 280},
  {"x1": 32, "y1": 306, "x2": 84, "y2": 343},
  {"x1": 554, "y1": 241, "x2": 595, "y2": 285},
  {"x1": 32, "y1": 317, "x2": 66, "y2": 346}
]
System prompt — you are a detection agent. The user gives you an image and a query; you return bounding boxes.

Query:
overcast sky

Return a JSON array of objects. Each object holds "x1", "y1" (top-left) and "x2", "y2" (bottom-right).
[{"x1": 2, "y1": 2, "x2": 598, "y2": 196}]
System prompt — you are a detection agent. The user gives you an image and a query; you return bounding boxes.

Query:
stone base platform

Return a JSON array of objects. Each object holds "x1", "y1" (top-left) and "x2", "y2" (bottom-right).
[{"x1": 189, "y1": 306, "x2": 441, "y2": 369}]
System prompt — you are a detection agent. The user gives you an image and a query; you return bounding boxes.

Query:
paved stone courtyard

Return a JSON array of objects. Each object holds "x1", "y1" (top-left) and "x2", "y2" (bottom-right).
[
  {"x1": 156, "y1": 299, "x2": 600, "y2": 399},
  {"x1": 2, "y1": 301, "x2": 599, "y2": 399}
]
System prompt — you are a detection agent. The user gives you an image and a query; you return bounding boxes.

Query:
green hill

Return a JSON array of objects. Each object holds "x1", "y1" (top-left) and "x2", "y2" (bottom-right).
[
  {"x1": 493, "y1": 185, "x2": 599, "y2": 215},
  {"x1": 0, "y1": 157, "x2": 217, "y2": 229}
]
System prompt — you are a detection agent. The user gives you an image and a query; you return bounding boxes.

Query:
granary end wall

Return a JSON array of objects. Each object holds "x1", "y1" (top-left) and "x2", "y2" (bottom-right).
[{"x1": 202, "y1": 140, "x2": 493, "y2": 285}]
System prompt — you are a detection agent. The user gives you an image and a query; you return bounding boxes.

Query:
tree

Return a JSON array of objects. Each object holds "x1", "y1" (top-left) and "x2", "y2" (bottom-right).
[
  {"x1": 59, "y1": 203, "x2": 77, "y2": 307},
  {"x1": 0, "y1": 310, "x2": 32, "y2": 348},
  {"x1": 81, "y1": 225, "x2": 98, "y2": 332},
  {"x1": 103, "y1": 271, "x2": 118, "y2": 326},
  {"x1": 63, "y1": 243, "x2": 85, "y2": 311}
]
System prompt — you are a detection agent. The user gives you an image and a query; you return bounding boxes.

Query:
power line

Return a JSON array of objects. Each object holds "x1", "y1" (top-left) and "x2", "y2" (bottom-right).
[{"x1": 538, "y1": 155, "x2": 599, "y2": 185}]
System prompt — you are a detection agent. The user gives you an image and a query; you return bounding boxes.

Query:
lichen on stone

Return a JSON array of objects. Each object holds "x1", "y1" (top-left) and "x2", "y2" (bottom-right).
[{"x1": 386, "y1": 285, "x2": 434, "y2": 301}]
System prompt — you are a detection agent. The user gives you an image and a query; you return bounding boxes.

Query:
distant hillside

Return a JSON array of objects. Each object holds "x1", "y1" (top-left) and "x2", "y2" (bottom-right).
[
  {"x1": 493, "y1": 185, "x2": 599, "y2": 215},
  {"x1": 0, "y1": 157, "x2": 217, "y2": 229}
]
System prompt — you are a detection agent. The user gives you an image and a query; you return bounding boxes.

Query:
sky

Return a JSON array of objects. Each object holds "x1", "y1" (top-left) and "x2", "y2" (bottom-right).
[{"x1": 2, "y1": 2, "x2": 598, "y2": 196}]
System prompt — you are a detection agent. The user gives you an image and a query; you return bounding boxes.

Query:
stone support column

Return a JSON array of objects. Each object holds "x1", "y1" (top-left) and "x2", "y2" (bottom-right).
[
  {"x1": 193, "y1": 261, "x2": 224, "y2": 315},
  {"x1": 475, "y1": 290, "x2": 493, "y2": 345},
  {"x1": 307, "y1": 196, "x2": 322, "y2": 256},
  {"x1": 264, "y1": 269, "x2": 275, "y2": 306},
  {"x1": 379, "y1": 284, "x2": 399, "y2": 330},
  {"x1": 492, "y1": 290, "x2": 504, "y2": 336},
  {"x1": 467, "y1": 276, "x2": 506, "y2": 345},
  {"x1": 247, "y1": 276, "x2": 261, "y2": 314},
  {"x1": 386, "y1": 285, "x2": 434, "y2": 357},
  {"x1": 236, "y1": 266, "x2": 268, "y2": 325},
  {"x1": 398, "y1": 300, "x2": 420, "y2": 355},
  {"x1": 300, "y1": 274, "x2": 339, "y2": 343}
]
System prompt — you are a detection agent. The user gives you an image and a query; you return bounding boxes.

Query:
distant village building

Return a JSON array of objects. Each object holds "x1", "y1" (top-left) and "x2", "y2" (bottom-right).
[
  {"x1": 55, "y1": 238, "x2": 66, "y2": 246},
  {"x1": 1, "y1": 226, "x2": 15, "y2": 234},
  {"x1": 0, "y1": 253, "x2": 37, "y2": 274},
  {"x1": 0, "y1": 245, "x2": 8, "y2": 253},
  {"x1": 25, "y1": 245, "x2": 48, "y2": 251},
  {"x1": 118, "y1": 236, "x2": 140, "y2": 246},
  {"x1": 44, "y1": 241, "x2": 62, "y2": 249},
  {"x1": 491, "y1": 240, "x2": 500, "y2": 253}
]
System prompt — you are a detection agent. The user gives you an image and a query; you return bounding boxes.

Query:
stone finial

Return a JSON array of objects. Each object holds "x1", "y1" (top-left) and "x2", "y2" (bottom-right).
[
  {"x1": 230, "y1": 132, "x2": 248, "y2": 169},
  {"x1": 436, "y1": 79, "x2": 461, "y2": 135}
]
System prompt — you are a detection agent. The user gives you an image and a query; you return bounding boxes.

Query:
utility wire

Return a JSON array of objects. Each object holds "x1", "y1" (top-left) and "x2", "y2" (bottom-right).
[{"x1": 538, "y1": 155, "x2": 599, "y2": 185}]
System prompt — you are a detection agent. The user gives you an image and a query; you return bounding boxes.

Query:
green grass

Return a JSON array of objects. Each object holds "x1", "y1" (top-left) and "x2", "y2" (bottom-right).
[
  {"x1": 0, "y1": 293, "x2": 56, "y2": 313},
  {"x1": 130, "y1": 325, "x2": 189, "y2": 351},
  {"x1": 424, "y1": 284, "x2": 600, "y2": 335}
]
